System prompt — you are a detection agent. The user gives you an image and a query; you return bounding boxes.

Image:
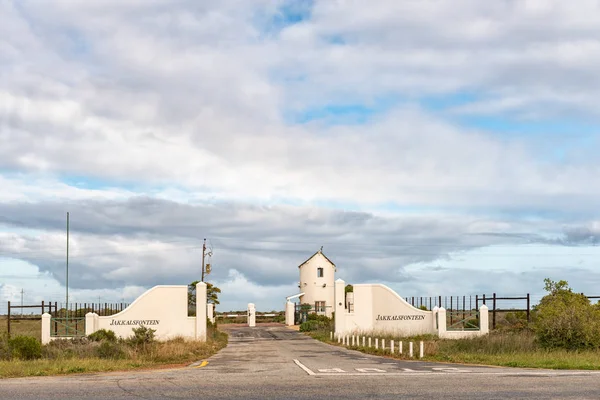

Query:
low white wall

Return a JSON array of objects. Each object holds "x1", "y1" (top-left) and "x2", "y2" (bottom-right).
[
  {"x1": 42, "y1": 283, "x2": 208, "y2": 343},
  {"x1": 336, "y1": 280, "x2": 434, "y2": 336},
  {"x1": 95, "y1": 285, "x2": 195, "y2": 340},
  {"x1": 334, "y1": 278, "x2": 489, "y2": 339}
]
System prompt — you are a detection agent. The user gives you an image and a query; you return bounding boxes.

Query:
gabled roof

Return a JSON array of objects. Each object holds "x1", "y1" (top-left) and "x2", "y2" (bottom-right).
[{"x1": 297, "y1": 247, "x2": 336, "y2": 268}]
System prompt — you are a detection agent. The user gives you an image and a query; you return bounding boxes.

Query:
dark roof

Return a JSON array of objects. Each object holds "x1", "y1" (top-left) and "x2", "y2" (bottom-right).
[{"x1": 297, "y1": 248, "x2": 336, "y2": 268}]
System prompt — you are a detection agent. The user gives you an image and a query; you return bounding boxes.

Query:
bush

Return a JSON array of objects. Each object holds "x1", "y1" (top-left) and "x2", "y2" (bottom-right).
[
  {"x1": 129, "y1": 325, "x2": 156, "y2": 346},
  {"x1": 95, "y1": 341, "x2": 126, "y2": 359},
  {"x1": 9, "y1": 335, "x2": 42, "y2": 360},
  {"x1": 88, "y1": 329, "x2": 117, "y2": 342},
  {"x1": 533, "y1": 279, "x2": 600, "y2": 350},
  {"x1": 0, "y1": 335, "x2": 11, "y2": 360},
  {"x1": 299, "y1": 320, "x2": 320, "y2": 332}
]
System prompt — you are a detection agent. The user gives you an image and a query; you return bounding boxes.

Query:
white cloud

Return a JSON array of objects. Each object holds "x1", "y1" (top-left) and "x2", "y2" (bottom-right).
[{"x1": 2, "y1": 0, "x2": 600, "y2": 310}]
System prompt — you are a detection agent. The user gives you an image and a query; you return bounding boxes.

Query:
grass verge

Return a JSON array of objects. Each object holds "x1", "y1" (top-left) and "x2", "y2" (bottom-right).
[
  {"x1": 307, "y1": 330, "x2": 600, "y2": 370},
  {"x1": 0, "y1": 326, "x2": 228, "y2": 379}
]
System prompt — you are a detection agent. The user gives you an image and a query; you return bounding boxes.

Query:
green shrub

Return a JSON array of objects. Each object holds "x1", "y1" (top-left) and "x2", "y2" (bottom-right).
[
  {"x1": 88, "y1": 329, "x2": 117, "y2": 342},
  {"x1": 95, "y1": 341, "x2": 126, "y2": 359},
  {"x1": 299, "y1": 318, "x2": 332, "y2": 332},
  {"x1": 533, "y1": 279, "x2": 600, "y2": 350},
  {"x1": 0, "y1": 335, "x2": 11, "y2": 360},
  {"x1": 9, "y1": 335, "x2": 42, "y2": 360},
  {"x1": 129, "y1": 325, "x2": 156, "y2": 346},
  {"x1": 299, "y1": 320, "x2": 320, "y2": 332}
]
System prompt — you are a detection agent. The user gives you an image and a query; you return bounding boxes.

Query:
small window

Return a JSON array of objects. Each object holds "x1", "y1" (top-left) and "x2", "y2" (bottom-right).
[
  {"x1": 315, "y1": 301, "x2": 325, "y2": 313},
  {"x1": 317, "y1": 267, "x2": 324, "y2": 278}
]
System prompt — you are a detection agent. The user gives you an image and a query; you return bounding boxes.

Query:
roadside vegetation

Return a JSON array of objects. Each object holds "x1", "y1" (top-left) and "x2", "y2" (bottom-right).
[
  {"x1": 304, "y1": 278, "x2": 600, "y2": 370},
  {"x1": 0, "y1": 322, "x2": 227, "y2": 379}
]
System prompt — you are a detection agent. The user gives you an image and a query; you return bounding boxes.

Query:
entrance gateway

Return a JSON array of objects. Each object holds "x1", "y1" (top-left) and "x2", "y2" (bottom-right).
[{"x1": 285, "y1": 248, "x2": 489, "y2": 339}]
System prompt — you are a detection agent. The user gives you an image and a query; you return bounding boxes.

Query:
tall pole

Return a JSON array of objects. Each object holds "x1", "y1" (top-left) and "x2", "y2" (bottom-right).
[
  {"x1": 21, "y1": 289, "x2": 23, "y2": 315},
  {"x1": 201, "y1": 238, "x2": 206, "y2": 282},
  {"x1": 66, "y1": 212, "x2": 69, "y2": 334}
]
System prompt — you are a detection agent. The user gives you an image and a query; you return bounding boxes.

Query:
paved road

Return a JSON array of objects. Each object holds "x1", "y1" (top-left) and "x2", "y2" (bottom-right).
[{"x1": 1, "y1": 325, "x2": 600, "y2": 399}]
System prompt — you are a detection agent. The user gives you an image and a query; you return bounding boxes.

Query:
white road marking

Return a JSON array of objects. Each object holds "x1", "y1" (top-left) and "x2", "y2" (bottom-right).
[
  {"x1": 356, "y1": 368, "x2": 386, "y2": 373},
  {"x1": 432, "y1": 367, "x2": 470, "y2": 373},
  {"x1": 294, "y1": 359, "x2": 316, "y2": 376},
  {"x1": 294, "y1": 360, "x2": 600, "y2": 377}
]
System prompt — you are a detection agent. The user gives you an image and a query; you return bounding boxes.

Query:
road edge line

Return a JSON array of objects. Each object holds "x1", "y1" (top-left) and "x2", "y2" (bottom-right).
[{"x1": 294, "y1": 359, "x2": 316, "y2": 376}]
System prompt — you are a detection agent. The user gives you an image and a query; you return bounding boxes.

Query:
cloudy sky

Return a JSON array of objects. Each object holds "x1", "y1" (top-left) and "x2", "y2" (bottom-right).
[{"x1": 2, "y1": 0, "x2": 600, "y2": 312}]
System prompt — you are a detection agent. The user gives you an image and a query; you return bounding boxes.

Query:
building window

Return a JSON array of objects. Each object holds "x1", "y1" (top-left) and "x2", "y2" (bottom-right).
[
  {"x1": 317, "y1": 267, "x2": 324, "y2": 278},
  {"x1": 315, "y1": 301, "x2": 325, "y2": 313}
]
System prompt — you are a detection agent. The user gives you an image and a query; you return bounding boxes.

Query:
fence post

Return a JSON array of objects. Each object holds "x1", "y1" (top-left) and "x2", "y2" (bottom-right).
[
  {"x1": 450, "y1": 296, "x2": 453, "y2": 325},
  {"x1": 526, "y1": 293, "x2": 530, "y2": 323},
  {"x1": 475, "y1": 295, "x2": 478, "y2": 309},
  {"x1": 492, "y1": 293, "x2": 497, "y2": 330},
  {"x1": 42, "y1": 300, "x2": 45, "y2": 314},
  {"x1": 483, "y1": 294, "x2": 486, "y2": 305},
  {"x1": 7, "y1": 301, "x2": 11, "y2": 338},
  {"x1": 438, "y1": 295, "x2": 442, "y2": 308}
]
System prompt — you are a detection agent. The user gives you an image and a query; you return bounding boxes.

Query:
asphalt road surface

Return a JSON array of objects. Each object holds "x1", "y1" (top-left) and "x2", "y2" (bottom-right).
[{"x1": 1, "y1": 324, "x2": 600, "y2": 399}]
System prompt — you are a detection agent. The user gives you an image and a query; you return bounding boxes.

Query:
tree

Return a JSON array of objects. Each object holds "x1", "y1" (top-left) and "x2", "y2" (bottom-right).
[
  {"x1": 345, "y1": 284, "x2": 353, "y2": 293},
  {"x1": 533, "y1": 278, "x2": 600, "y2": 350},
  {"x1": 188, "y1": 281, "x2": 222, "y2": 310}
]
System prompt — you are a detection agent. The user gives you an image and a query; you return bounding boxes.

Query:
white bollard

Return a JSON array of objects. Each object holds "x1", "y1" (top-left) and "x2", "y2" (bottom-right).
[
  {"x1": 346, "y1": 336, "x2": 349, "y2": 346},
  {"x1": 352, "y1": 335, "x2": 355, "y2": 346},
  {"x1": 382, "y1": 339, "x2": 385, "y2": 351},
  {"x1": 391, "y1": 340, "x2": 395, "y2": 354},
  {"x1": 368, "y1": 337, "x2": 372, "y2": 347},
  {"x1": 330, "y1": 332, "x2": 333, "y2": 341},
  {"x1": 420, "y1": 341, "x2": 424, "y2": 358},
  {"x1": 362, "y1": 336, "x2": 365, "y2": 347},
  {"x1": 338, "y1": 335, "x2": 341, "y2": 344},
  {"x1": 375, "y1": 338, "x2": 379, "y2": 349},
  {"x1": 409, "y1": 342, "x2": 414, "y2": 358},
  {"x1": 399, "y1": 341, "x2": 403, "y2": 354}
]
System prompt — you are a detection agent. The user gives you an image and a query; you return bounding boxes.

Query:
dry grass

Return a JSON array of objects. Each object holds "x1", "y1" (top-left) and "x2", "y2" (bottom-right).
[
  {"x1": 0, "y1": 317, "x2": 41, "y2": 340},
  {"x1": 0, "y1": 325, "x2": 229, "y2": 378},
  {"x1": 309, "y1": 329, "x2": 600, "y2": 370}
]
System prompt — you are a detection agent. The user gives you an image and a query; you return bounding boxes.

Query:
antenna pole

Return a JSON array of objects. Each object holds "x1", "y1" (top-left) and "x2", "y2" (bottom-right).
[
  {"x1": 201, "y1": 238, "x2": 206, "y2": 282},
  {"x1": 66, "y1": 211, "x2": 70, "y2": 334}
]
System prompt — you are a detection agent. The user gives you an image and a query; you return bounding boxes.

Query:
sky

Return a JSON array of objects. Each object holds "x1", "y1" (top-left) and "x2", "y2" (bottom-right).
[{"x1": 2, "y1": 0, "x2": 600, "y2": 312}]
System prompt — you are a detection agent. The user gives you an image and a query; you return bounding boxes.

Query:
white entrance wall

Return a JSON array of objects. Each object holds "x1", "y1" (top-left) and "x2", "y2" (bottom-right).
[
  {"x1": 41, "y1": 283, "x2": 207, "y2": 344},
  {"x1": 334, "y1": 279, "x2": 489, "y2": 339}
]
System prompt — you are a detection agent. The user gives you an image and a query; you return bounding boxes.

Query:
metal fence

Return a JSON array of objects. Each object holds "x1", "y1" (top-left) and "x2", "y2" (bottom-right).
[{"x1": 405, "y1": 293, "x2": 600, "y2": 329}]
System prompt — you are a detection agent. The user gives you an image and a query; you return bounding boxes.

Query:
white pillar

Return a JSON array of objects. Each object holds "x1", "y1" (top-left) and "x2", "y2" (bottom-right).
[
  {"x1": 362, "y1": 336, "x2": 365, "y2": 347},
  {"x1": 334, "y1": 279, "x2": 346, "y2": 336},
  {"x1": 437, "y1": 307, "x2": 447, "y2": 339},
  {"x1": 338, "y1": 335, "x2": 341, "y2": 344},
  {"x1": 375, "y1": 338, "x2": 379, "y2": 349},
  {"x1": 479, "y1": 304, "x2": 489, "y2": 335},
  {"x1": 285, "y1": 301, "x2": 295, "y2": 326},
  {"x1": 419, "y1": 341, "x2": 424, "y2": 358},
  {"x1": 330, "y1": 332, "x2": 333, "y2": 341},
  {"x1": 41, "y1": 313, "x2": 51, "y2": 345},
  {"x1": 399, "y1": 341, "x2": 403, "y2": 354},
  {"x1": 85, "y1": 312, "x2": 98, "y2": 336},
  {"x1": 409, "y1": 342, "x2": 413, "y2": 358},
  {"x1": 207, "y1": 303, "x2": 215, "y2": 324},
  {"x1": 196, "y1": 282, "x2": 207, "y2": 341},
  {"x1": 432, "y1": 306, "x2": 439, "y2": 332},
  {"x1": 391, "y1": 340, "x2": 394, "y2": 354},
  {"x1": 382, "y1": 339, "x2": 385, "y2": 351},
  {"x1": 247, "y1": 303, "x2": 256, "y2": 327},
  {"x1": 368, "y1": 337, "x2": 372, "y2": 347}
]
